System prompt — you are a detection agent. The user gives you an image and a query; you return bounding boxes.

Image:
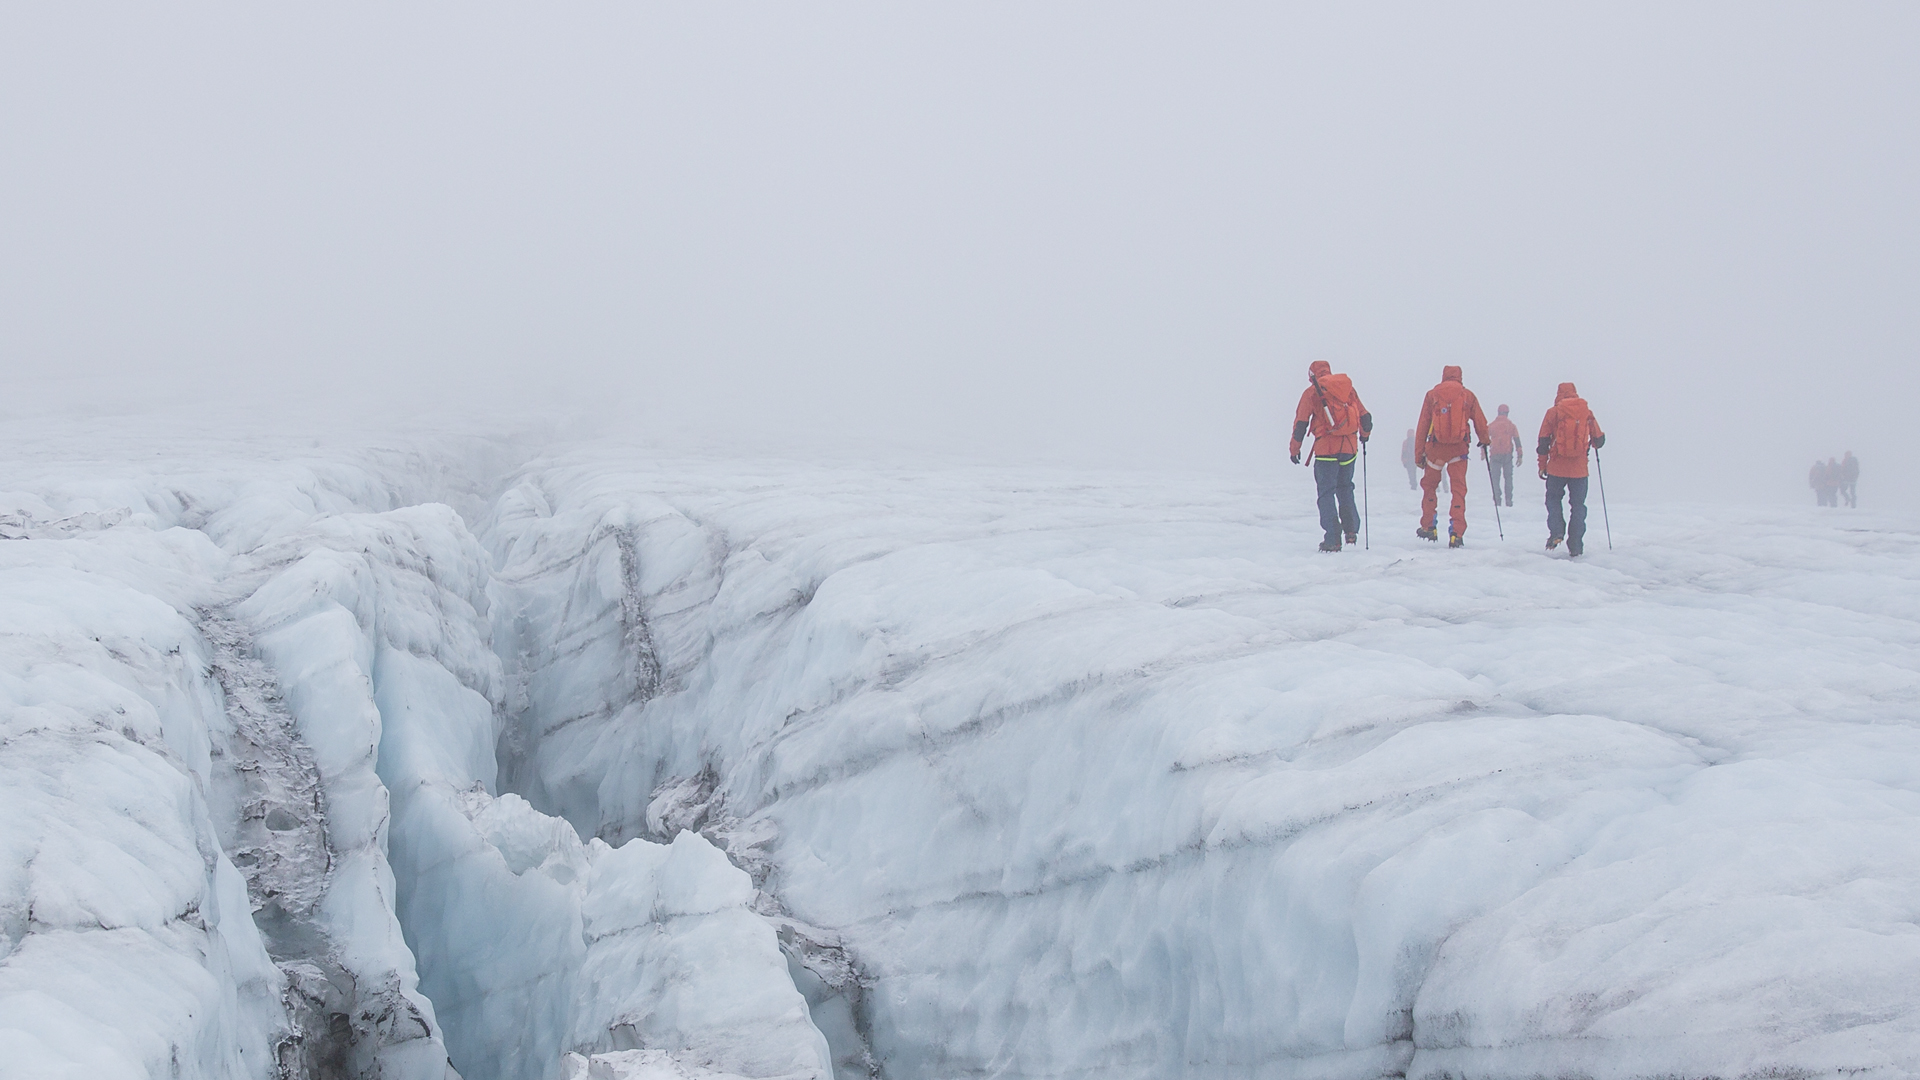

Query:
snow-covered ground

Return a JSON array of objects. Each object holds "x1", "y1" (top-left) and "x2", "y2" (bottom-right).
[{"x1": 2, "y1": 424, "x2": 1916, "y2": 1080}]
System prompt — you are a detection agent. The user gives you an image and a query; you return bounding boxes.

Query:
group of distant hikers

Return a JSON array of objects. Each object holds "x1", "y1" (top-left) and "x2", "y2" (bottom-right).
[
  {"x1": 1809, "y1": 453, "x2": 1860, "y2": 507},
  {"x1": 1287, "y1": 361, "x2": 1605, "y2": 556}
]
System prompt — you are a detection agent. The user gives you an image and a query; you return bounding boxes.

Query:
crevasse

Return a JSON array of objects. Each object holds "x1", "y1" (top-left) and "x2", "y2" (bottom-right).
[{"x1": 0, "y1": 434, "x2": 830, "y2": 1080}]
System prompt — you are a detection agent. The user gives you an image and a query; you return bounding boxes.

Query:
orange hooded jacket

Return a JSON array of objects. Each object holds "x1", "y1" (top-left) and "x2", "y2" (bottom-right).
[
  {"x1": 1487, "y1": 406, "x2": 1521, "y2": 459},
  {"x1": 1415, "y1": 366, "x2": 1490, "y2": 466},
  {"x1": 1537, "y1": 382, "x2": 1605, "y2": 479},
  {"x1": 1290, "y1": 360, "x2": 1372, "y2": 459}
]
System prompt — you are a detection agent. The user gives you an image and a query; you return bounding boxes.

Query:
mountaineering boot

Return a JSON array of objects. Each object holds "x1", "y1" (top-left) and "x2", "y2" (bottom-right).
[
  {"x1": 1416, "y1": 525, "x2": 1439, "y2": 542},
  {"x1": 1568, "y1": 538, "x2": 1583, "y2": 558},
  {"x1": 1319, "y1": 538, "x2": 1342, "y2": 553},
  {"x1": 1546, "y1": 536, "x2": 1562, "y2": 551},
  {"x1": 1345, "y1": 531, "x2": 1358, "y2": 546},
  {"x1": 1448, "y1": 531, "x2": 1464, "y2": 549}
]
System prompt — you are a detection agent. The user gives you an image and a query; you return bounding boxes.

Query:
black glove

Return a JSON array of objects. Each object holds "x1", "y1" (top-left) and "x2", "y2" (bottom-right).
[
  {"x1": 1290, "y1": 452, "x2": 1301, "y2": 465},
  {"x1": 1591, "y1": 433, "x2": 1606, "y2": 449},
  {"x1": 1359, "y1": 432, "x2": 1369, "y2": 444}
]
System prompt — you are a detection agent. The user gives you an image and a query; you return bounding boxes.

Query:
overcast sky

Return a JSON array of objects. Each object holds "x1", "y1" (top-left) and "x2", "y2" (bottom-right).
[{"x1": 3, "y1": 3, "x2": 1916, "y2": 507}]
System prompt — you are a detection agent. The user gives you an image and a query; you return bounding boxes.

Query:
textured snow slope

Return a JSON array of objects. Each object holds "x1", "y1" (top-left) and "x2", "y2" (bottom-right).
[
  {"x1": 488, "y1": 450, "x2": 1920, "y2": 1080},
  {"x1": 3, "y1": 424, "x2": 1917, "y2": 1080}
]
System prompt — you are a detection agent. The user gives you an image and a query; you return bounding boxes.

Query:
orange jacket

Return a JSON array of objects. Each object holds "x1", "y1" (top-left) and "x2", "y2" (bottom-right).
[
  {"x1": 1487, "y1": 414, "x2": 1521, "y2": 459},
  {"x1": 1290, "y1": 360, "x2": 1372, "y2": 459},
  {"x1": 1537, "y1": 382, "x2": 1605, "y2": 479},
  {"x1": 1415, "y1": 366, "x2": 1490, "y2": 465}
]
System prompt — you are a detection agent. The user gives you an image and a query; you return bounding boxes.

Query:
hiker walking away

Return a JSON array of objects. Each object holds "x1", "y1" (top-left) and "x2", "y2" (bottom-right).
[
  {"x1": 1809, "y1": 459, "x2": 1830, "y2": 506},
  {"x1": 1289, "y1": 360, "x2": 1373, "y2": 552},
  {"x1": 1400, "y1": 430, "x2": 1419, "y2": 490},
  {"x1": 1826, "y1": 458, "x2": 1843, "y2": 507},
  {"x1": 1841, "y1": 451, "x2": 1859, "y2": 507},
  {"x1": 1538, "y1": 382, "x2": 1605, "y2": 556},
  {"x1": 1487, "y1": 404, "x2": 1521, "y2": 507},
  {"x1": 1415, "y1": 365, "x2": 1491, "y2": 547}
]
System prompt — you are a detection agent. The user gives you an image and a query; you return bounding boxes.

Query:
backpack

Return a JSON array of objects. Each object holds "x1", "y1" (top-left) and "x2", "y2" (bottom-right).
[
  {"x1": 1314, "y1": 374, "x2": 1361, "y2": 436},
  {"x1": 1426, "y1": 384, "x2": 1469, "y2": 444},
  {"x1": 1551, "y1": 398, "x2": 1591, "y2": 460}
]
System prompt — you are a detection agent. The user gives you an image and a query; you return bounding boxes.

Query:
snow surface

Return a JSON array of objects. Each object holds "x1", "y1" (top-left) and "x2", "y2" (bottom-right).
[
  {"x1": 2, "y1": 424, "x2": 1918, "y2": 1080},
  {"x1": 489, "y1": 450, "x2": 1920, "y2": 1080}
]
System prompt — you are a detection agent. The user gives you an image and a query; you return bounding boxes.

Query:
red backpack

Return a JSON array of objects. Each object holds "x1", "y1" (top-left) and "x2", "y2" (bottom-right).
[
  {"x1": 1426, "y1": 384, "x2": 1470, "y2": 444},
  {"x1": 1314, "y1": 374, "x2": 1361, "y2": 436},
  {"x1": 1551, "y1": 398, "x2": 1591, "y2": 460}
]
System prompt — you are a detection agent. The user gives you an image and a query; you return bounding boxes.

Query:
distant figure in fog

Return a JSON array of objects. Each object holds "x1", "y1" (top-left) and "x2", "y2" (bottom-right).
[
  {"x1": 1401, "y1": 429, "x2": 1418, "y2": 489},
  {"x1": 1486, "y1": 404, "x2": 1521, "y2": 507},
  {"x1": 1809, "y1": 459, "x2": 1828, "y2": 505},
  {"x1": 1841, "y1": 452, "x2": 1859, "y2": 507}
]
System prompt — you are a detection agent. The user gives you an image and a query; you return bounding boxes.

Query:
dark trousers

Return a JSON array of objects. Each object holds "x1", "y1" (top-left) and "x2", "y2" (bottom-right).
[
  {"x1": 1314, "y1": 455, "x2": 1359, "y2": 543},
  {"x1": 1546, "y1": 475, "x2": 1589, "y2": 550},
  {"x1": 1490, "y1": 456, "x2": 1514, "y2": 505}
]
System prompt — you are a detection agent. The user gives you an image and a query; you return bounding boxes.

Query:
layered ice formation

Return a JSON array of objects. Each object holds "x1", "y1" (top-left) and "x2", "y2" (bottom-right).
[{"x1": 2, "y1": 424, "x2": 1917, "y2": 1080}]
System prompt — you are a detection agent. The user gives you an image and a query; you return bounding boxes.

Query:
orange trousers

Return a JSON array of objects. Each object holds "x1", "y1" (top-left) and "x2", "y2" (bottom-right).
[{"x1": 1420, "y1": 457, "x2": 1471, "y2": 537}]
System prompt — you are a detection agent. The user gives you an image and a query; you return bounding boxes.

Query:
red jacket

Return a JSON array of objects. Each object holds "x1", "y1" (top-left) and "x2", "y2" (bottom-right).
[
  {"x1": 1415, "y1": 366, "x2": 1490, "y2": 465},
  {"x1": 1537, "y1": 382, "x2": 1605, "y2": 479},
  {"x1": 1290, "y1": 361, "x2": 1371, "y2": 459}
]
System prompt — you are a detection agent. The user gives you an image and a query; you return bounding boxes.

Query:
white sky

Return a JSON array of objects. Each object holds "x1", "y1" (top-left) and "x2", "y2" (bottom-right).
[{"x1": 3, "y1": 3, "x2": 1916, "y2": 507}]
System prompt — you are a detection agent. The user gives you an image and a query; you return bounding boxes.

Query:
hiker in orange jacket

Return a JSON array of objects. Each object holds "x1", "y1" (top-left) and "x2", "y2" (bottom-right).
[
  {"x1": 1290, "y1": 360, "x2": 1373, "y2": 552},
  {"x1": 1537, "y1": 382, "x2": 1606, "y2": 556},
  {"x1": 1414, "y1": 365, "x2": 1491, "y2": 547},
  {"x1": 1486, "y1": 404, "x2": 1522, "y2": 508}
]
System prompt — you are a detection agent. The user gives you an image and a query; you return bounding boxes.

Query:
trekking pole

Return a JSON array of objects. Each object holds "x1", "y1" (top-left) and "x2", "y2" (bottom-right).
[
  {"x1": 1362, "y1": 442, "x2": 1370, "y2": 550},
  {"x1": 1482, "y1": 449, "x2": 1504, "y2": 541},
  {"x1": 1594, "y1": 447, "x2": 1614, "y2": 550}
]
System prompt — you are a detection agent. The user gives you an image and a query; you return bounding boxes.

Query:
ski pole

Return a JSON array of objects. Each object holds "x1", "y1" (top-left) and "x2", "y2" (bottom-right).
[
  {"x1": 1482, "y1": 447, "x2": 1504, "y2": 541},
  {"x1": 1361, "y1": 441, "x2": 1370, "y2": 550},
  {"x1": 1594, "y1": 447, "x2": 1614, "y2": 550}
]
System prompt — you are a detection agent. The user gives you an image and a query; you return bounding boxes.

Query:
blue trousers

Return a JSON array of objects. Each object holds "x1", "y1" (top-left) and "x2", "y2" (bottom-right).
[
  {"x1": 1546, "y1": 475, "x2": 1589, "y2": 550},
  {"x1": 1314, "y1": 456, "x2": 1359, "y2": 544}
]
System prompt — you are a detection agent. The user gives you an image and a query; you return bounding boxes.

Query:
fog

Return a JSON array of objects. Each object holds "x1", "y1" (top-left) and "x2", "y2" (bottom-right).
[{"x1": 4, "y1": 3, "x2": 1916, "y2": 508}]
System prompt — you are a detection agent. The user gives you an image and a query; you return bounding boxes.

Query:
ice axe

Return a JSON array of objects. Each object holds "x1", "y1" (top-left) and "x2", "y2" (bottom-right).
[{"x1": 1481, "y1": 446, "x2": 1504, "y2": 541}]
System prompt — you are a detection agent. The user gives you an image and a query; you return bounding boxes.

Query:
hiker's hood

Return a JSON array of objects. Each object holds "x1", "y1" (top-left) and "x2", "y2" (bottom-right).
[
  {"x1": 1497, "y1": 404, "x2": 1509, "y2": 416},
  {"x1": 1557, "y1": 382, "x2": 1579, "y2": 401},
  {"x1": 1442, "y1": 365, "x2": 1462, "y2": 383},
  {"x1": 1308, "y1": 360, "x2": 1332, "y2": 379}
]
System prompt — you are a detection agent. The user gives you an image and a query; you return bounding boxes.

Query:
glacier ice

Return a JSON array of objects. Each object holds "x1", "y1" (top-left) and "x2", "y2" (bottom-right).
[
  {"x1": 2, "y1": 423, "x2": 1918, "y2": 1080},
  {"x1": 485, "y1": 452, "x2": 1920, "y2": 1080}
]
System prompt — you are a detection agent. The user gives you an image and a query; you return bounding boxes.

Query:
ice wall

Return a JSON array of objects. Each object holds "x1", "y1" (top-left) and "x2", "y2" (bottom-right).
[
  {"x1": 0, "y1": 430, "x2": 834, "y2": 1080},
  {"x1": 486, "y1": 453, "x2": 1920, "y2": 1080},
  {"x1": 0, "y1": 548, "x2": 284, "y2": 1080}
]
